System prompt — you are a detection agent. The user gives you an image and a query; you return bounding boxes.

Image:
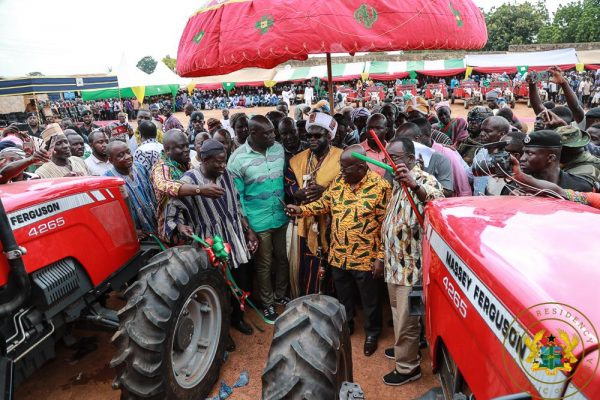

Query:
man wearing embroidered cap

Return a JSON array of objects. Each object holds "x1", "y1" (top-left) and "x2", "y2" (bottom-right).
[
  {"x1": 556, "y1": 126, "x2": 600, "y2": 187},
  {"x1": 519, "y1": 130, "x2": 592, "y2": 192},
  {"x1": 285, "y1": 112, "x2": 343, "y2": 297}
]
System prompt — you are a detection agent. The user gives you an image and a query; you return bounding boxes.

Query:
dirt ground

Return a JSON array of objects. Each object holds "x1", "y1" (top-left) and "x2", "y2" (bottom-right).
[{"x1": 15, "y1": 101, "x2": 538, "y2": 400}]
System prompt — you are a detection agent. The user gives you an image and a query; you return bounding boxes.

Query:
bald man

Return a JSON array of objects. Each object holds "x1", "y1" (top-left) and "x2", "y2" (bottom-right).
[
  {"x1": 151, "y1": 129, "x2": 225, "y2": 241},
  {"x1": 287, "y1": 145, "x2": 391, "y2": 356},
  {"x1": 228, "y1": 115, "x2": 289, "y2": 322},
  {"x1": 471, "y1": 116, "x2": 511, "y2": 195}
]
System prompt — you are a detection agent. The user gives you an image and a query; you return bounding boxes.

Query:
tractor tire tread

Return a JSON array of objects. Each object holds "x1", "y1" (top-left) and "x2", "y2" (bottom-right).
[{"x1": 262, "y1": 294, "x2": 352, "y2": 400}]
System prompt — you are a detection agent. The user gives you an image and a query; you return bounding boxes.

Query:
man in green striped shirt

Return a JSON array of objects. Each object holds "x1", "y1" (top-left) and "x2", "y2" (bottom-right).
[{"x1": 227, "y1": 115, "x2": 289, "y2": 322}]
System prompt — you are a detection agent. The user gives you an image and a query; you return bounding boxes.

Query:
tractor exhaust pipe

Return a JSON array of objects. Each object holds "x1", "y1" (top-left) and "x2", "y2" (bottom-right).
[{"x1": 0, "y1": 197, "x2": 30, "y2": 318}]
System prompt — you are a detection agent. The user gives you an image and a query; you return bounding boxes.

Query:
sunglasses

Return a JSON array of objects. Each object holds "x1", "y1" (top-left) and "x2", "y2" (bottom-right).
[{"x1": 306, "y1": 132, "x2": 326, "y2": 139}]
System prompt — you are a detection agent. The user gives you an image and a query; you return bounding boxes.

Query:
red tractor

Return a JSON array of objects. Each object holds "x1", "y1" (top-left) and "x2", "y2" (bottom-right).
[
  {"x1": 395, "y1": 84, "x2": 418, "y2": 98},
  {"x1": 0, "y1": 177, "x2": 230, "y2": 400},
  {"x1": 419, "y1": 196, "x2": 600, "y2": 399},
  {"x1": 452, "y1": 81, "x2": 483, "y2": 109},
  {"x1": 425, "y1": 83, "x2": 448, "y2": 102},
  {"x1": 488, "y1": 81, "x2": 516, "y2": 108}
]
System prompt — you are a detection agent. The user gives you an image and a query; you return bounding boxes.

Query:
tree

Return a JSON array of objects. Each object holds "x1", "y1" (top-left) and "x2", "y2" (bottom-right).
[
  {"x1": 483, "y1": 1, "x2": 549, "y2": 51},
  {"x1": 27, "y1": 71, "x2": 43, "y2": 76},
  {"x1": 538, "y1": 0, "x2": 600, "y2": 44},
  {"x1": 136, "y1": 56, "x2": 158, "y2": 74},
  {"x1": 162, "y1": 55, "x2": 177, "y2": 72}
]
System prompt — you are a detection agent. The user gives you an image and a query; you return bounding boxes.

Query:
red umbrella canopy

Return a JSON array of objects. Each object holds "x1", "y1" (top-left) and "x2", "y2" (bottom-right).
[{"x1": 177, "y1": 0, "x2": 487, "y2": 77}]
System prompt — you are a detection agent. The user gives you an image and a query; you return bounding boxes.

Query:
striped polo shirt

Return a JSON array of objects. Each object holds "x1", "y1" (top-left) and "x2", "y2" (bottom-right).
[{"x1": 227, "y1": 141, "x2": 288, "y2": 233}]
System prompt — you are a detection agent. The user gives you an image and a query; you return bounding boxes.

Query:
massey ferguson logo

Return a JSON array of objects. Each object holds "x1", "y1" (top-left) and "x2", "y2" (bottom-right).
[{"x1": 9, "y1": 203, "x2": 60, "y2": 227}]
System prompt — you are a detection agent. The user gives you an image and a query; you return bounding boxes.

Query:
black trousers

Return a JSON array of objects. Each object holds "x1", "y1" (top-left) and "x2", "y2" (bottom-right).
[
  {"x1": 230, "y1": 260, "x2": 253, "y2": 324},
  {"x1": 331, "y1": 267, "x2": 382, "y2": 337}
]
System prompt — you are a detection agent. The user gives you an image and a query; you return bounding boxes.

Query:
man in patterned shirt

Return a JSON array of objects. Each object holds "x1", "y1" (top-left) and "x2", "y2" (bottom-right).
[
  {"x1": 134, "y1": 121, "x2": 164, "y2": 175},
  {"x1": 287, "y1": 145, "x2": 391, "y2": 356},
  {"x1": 381, "y1": 136, "x2": 444, "y2": 386}
]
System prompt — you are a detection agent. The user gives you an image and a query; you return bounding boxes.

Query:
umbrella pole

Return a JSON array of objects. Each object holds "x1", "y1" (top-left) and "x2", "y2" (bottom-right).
[{"x1": 327, "y1": 53, "x2": 334, "y2": 113}]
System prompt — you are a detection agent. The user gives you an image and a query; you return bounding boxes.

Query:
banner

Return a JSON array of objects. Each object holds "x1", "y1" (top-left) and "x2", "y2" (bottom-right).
[
  {"x1": 517, "y1": 65, "x2": 529, "y2": 74},
  {"x1": 222, "y1": 82, "x2": 236, "y2": 92},
  {"x1": 131, "y1": 86, "x2": 145, "y2": 105},
  {"x1": 465, "y1": 66, "x2": 473, "y2": 79},
  {"x1": 576, "y1": 63, "x2": 585, "y2": 72}
]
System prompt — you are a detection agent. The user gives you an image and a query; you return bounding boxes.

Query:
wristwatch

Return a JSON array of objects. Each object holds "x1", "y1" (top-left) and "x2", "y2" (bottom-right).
[
  {"x1": 195, "y1": 186, "x2": 202, "y2": 194},
  {"x1": 412, "y1": 182, "x2": 422, "y2": 192}
]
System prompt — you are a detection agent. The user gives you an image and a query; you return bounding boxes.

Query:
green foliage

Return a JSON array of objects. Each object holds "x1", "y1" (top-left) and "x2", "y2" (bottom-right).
[
  {"x1": 483, "y1": 1, "x2": 549, "y2": 51},
  {"x1": 484, "y1": 0, "x2": 600, "y2": 49},
  {"x1": 136, "y1": 56, "x2": 158, "y2": 74},
  {"x1": 538, "y1": 0, "x2": 600, "y2": 43},
  {"x1": 162, "y1": 55, "x2": 177, "y2": 72}
]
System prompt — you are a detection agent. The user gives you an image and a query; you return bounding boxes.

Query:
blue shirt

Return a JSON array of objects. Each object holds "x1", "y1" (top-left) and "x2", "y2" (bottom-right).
[{"x1": 227, "y1": 142, "x2": 288, "y2": 232}]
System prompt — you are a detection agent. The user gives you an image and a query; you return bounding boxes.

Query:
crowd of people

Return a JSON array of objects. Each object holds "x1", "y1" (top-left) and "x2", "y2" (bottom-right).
[{"x1": 2, "y1": 65, "x2": 600, "y2": 387}]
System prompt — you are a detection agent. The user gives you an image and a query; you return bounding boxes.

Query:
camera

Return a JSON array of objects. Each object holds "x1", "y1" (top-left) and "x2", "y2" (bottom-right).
[
  {"x1": 487, "y1": 151, "x2": 511, "y2": 174},
  {"x1": 527, "y1": 70, "x2": 549, "y2": 83},
  {"x1": 472, "y1": 145, "x2": 511, "y2": 177}
]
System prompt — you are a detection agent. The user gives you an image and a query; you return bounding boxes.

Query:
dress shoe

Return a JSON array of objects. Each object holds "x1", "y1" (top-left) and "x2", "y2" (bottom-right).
[
  {"x1": 363, "y1": 336, "x2": 378, "y2": 356},
  {"x1": 232, "y1": 319, "x2": 253, "y2": 335}
]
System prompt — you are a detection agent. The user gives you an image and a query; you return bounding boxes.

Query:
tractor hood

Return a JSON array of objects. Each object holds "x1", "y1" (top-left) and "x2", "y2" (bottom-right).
[
  {"x1": 426, "y1": 196, "x2": 600, "y2": 338},
  {"x1": 0, "y1": 177, "x2": 124, "y2": 213}
]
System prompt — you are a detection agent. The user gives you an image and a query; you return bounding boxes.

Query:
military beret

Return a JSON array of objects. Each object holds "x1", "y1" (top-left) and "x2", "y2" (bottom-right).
[
  {"x1": 81, "y1": 109, "x2": 92, "y2": 116},
  {"x1": 585, "y1": 107, "x2": 600, "y2": 118},
  {"x1": 523, "y1": 130, "x2": 562, "y2": 149},
  {"x1": 556, "y1": 126, "x2": 590, "y2": 148},
  {"x1": 26, "y1": 112, "x2": 37, "y2": 118}
]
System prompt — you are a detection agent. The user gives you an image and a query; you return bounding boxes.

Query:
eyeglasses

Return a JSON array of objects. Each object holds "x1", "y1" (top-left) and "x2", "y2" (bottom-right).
[{"x1": 306, "y1": 132, "x2": 326, "y2": 139}]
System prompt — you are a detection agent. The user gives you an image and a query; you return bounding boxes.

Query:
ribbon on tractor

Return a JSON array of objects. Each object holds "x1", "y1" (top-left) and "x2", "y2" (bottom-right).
[{"x1": 189, "y1": 234, "x2": 275, "y2": 325}]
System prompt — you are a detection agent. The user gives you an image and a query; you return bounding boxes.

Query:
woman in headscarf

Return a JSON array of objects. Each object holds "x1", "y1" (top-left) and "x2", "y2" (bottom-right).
[{"x1": 434, "y1": 102, "x2": 468, "y2": 147}]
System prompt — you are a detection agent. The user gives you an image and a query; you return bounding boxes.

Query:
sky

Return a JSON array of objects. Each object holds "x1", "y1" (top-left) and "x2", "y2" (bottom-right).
[{"x1": 0, "y1": 0, "x2": 565, "y2": 77}]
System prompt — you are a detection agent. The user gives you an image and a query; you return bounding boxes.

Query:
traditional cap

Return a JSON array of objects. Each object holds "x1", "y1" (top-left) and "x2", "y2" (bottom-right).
[
  {"x1": 434, "y1": 101, "x2": 451, "y2": 112},
  {"x1": 118, "y1": 111, "x2": 127, "y2": 117},
  {"x1": 0, "y1": 135, "x2": 24, "y2": 148},
  {"x1": 149, "y1": 103, "x2": 160, "y2": 110},
  {"x1": 556, "y1": 126, "x2": 590, "y2": 148},
  {"x1": 405, "y1": 96, "x2": 429, "y2": 115},
  {"x1": 41, "y1": 123, "x2": 64, "y2": 146},
  {"x1": 199, "y1": 138, "x2": 225, "y2": 158},
  {"x1": 207, "y1": 118, "x2": 221, "y2": 131},
  {"x1": 431, "y1": 129, "x2": 452, "y2": 145},
  {"x1": 585, "y1": 107, "x2": 600, "y2": 118},
  {"x1": 523, "y1": 130, "x2": 562, "y2": 149},
  {"x1": 26, "y1": 112, "x2": 37, "y2": 118},
  {"x1": 467, "y1": 106, "x2": 494, "y2": 122},
  {"x1": 350, "y1": 107, "x2": 370, "y2": 122},
  {"x1": 306, "y1": 112, "x2": 338, "y2": 140}
]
